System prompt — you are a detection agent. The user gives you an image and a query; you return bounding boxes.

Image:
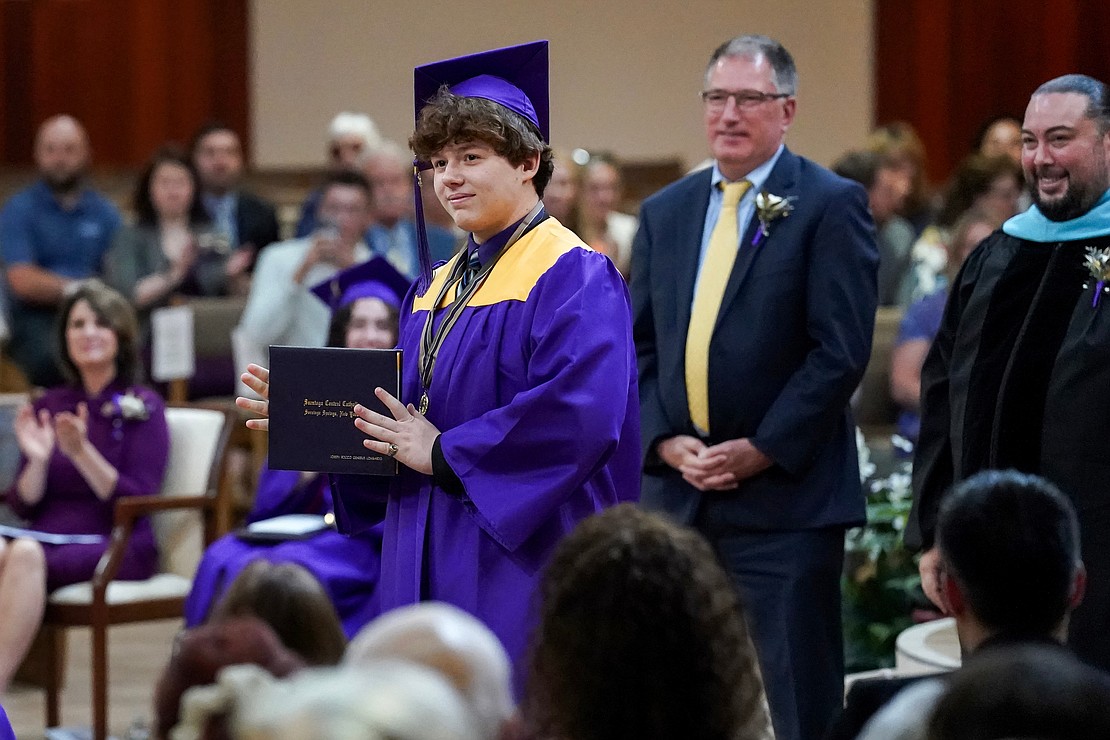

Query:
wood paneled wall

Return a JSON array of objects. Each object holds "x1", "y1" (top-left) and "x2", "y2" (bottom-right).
[
  {"x1": 0, "y1": 0, "x2": 249, "y2": 167},
  {"x1": 875, "y1": 0, "x2": 1110, "y2": 184}
]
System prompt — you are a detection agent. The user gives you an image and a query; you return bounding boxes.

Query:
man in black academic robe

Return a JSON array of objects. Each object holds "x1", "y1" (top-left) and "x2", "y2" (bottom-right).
[{"x1": 908, "y1": 73, "x2": 1110, "y2": 672}]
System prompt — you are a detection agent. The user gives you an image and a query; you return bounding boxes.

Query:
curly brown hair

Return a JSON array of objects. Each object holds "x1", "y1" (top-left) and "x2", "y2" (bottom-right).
[
  {"x1": 525, "y1": 504, "x2": 769, "y2": 740},
  {"x1": 409, "y1": 87, "x2": 554, "y2": 197}
]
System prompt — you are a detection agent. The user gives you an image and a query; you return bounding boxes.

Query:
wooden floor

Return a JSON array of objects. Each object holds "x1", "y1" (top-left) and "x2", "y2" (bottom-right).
[{"x1": 2, "y1": 619, "x2": 181, "y2": 740}]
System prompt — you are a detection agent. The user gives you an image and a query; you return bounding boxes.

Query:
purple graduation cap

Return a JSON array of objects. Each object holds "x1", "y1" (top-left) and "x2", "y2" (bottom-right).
[
  {"x1": 309, "y1": 256, "x2": 412, "y2": 312},
  {"x1": 410, "y1": 40, "x2": 550, "y2": 292}
]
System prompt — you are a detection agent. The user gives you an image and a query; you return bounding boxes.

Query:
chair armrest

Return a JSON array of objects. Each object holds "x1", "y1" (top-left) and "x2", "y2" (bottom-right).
[
  {"x1": 89, "y1": 493, "x2": 216, "y2": 601},
  {"x1": 113, "y1": 493, "x2": 214, "y2": 526}
]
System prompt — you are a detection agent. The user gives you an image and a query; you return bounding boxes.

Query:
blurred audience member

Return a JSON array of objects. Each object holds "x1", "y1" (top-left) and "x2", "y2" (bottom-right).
[
  {"x1": 577, "y1": 152, "x2": 636, "y2": 278},
  {"x1": 526, "y1": 503, "x2": 772, "y2": 740},
  {"x1": 900, "y1": 154, "x2": 1022, "y2": 304},
  {"x1": 868, "y1": 121, "x2": 933, "y2": 234},
  {"x1": 363, "y1": 141, "x2": 458, "y2": 277},
  {"x1": 0, "y1": 116, "x2": 122, "y2": 387},
  {"x1": 544, "y1": 150, "x2": 582, "y2": 232},
  {"x1": 296, "y1": 112, "x2": 382, "y2": 238},
  {"x1": 833, "y1": 149, "x2": 915, "y2": 305},
  {"x1": 186, "y1": 259, "x2": 406, "y2": 640},
  {"x1": 232, "y1": 661, "x2": 483, "y2": 740},
  {"x1": 190, "y1": 122, "x2": 280, "y2": 273},
  {"x1": 104, "y1": 146, "x2": 235, "y2": 314},
  {"x1": 840, "y1": 470, "x2": 1086, "y2": 740},
  {"x1": 346, "y1": 602, "x2": 516, "y2": 740},
  {"x1": 209, "y1": 560, "x2": 348, "y2": 666},
  {"x1": 236, "y1": 171, "x2": 373, "y2": 367},
  {"x1": 889, "y1": 209, "x2": 999, "y2": 442},
  {"x1": 153, "y1": 616, "x2": 305, "y2": 739},
  {"x1": 974, "y1": 114, "x2": 1023, "y2": 165},
  {"x1": 0, "y1": 280, "x2": 167, "y2": 693},
  {"x1": 926, "y1": 645, "x2": 1110, "y2": 740}
]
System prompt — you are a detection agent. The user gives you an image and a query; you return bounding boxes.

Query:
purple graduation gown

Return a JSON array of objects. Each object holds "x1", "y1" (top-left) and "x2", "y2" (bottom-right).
[
  {"x1": 332, "y1": 217, "x2": 641, "y2": 674},
  {"x1": 184, "y1": 464, "x2": 385, "y2": 637},
  {"x1": 5, "y1": 383, "x2": 169, "y2": 592}
]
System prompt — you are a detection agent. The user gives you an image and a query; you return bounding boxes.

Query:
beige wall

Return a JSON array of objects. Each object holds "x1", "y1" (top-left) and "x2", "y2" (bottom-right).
[{"x1": 250, "y1": 0, "x2": 873, "y2": 174}]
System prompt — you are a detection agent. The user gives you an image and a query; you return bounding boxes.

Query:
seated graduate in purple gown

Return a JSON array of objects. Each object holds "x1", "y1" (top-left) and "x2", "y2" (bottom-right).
[
  {"x1": 237, "y1": 41, "x2": 641, "y2": 681},
  {"x1": 186, "y1": 258, "x2": 408, "y2": 638},
  {"x1": 0, "y1": 280, "x2": 169, "y2": 692}
]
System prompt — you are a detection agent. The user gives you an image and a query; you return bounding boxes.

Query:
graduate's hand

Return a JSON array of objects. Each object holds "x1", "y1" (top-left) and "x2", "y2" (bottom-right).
[
  {"x1": 54, "y1": 402, "x2": 91, "y2": 460},
  {"x1": 918, "y1": 546, "x2": 949, "y2": 614},
  {"x1": 687, "y1": 438, "x2": 772, "y2": 491},
  {"x1": 236, "y1": 364, "x2": 270, "y2": 431},
  {"x1": 353, "y1": 388, "x2": 439, "y2": 475}
]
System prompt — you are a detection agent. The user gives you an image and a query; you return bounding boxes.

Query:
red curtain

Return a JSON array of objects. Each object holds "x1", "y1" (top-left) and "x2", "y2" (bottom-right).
[
  {"x1": 0, "y1": 0, "x2": 249, "y2": 167},
  {"x1": 875, "y1": 0, "x2": 1110, "y2": 184}
]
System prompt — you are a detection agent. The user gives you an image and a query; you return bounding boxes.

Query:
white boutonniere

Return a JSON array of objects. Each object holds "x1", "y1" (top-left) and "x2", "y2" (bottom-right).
[
  {"x1": 752, "y1": 191, "x2": 796, "y2": 247},
  {"x1": 1082, "y1": 246, "x2": 1110, "y2": 308},
  {"x1": 100, "y1": 390, "x2": 150, "y2": 422}
]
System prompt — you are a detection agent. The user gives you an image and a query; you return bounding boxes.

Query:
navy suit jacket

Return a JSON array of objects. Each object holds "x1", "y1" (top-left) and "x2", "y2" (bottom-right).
[{"x1": 630, "y1": 148, "x2": 878, "y2": 529}]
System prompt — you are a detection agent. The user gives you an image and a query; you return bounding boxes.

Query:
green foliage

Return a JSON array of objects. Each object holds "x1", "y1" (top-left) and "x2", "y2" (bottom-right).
[{"x1": 843, "y1": 439, "x2": 924, "y2": 671}]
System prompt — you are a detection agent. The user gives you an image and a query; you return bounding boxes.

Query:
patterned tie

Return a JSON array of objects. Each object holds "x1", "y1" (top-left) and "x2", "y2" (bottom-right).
[
  {"x1": 457, "y1": 249, "x2": 482, "y2": 298},
  {"x1": 685, "y1": 179, "x2": 751, "y2": 433}
]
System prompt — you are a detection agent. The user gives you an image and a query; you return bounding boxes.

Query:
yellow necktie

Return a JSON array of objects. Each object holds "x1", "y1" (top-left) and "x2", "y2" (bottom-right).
[{"x1": 686, "y1": 179, "x2": 751, "y2": 433}]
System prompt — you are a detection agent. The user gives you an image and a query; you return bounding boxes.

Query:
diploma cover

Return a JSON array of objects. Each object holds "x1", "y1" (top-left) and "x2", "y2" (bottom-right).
[{"x1": 268, "y1": 345, "x2": 402, "y2": 475}]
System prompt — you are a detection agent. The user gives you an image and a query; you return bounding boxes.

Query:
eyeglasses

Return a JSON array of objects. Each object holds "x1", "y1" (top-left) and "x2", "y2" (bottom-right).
[{"x1": 701, "y1": 89, "x2": 791, "y2": 112}]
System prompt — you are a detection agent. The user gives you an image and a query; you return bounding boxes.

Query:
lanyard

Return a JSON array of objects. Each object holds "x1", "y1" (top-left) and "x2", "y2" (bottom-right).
[{"x1": 416, "y1": 202, "x2": 546, "y2": 414}]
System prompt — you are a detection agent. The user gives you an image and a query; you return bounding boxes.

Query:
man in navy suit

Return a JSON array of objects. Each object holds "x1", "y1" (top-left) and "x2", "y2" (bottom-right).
[{"x1": 631, "y1": 35, "x2": 878, "y2": 740}]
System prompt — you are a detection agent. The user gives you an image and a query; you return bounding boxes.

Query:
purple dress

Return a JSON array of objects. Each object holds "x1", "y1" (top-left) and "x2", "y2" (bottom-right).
[
  {"x1": 183, "y1": 463, "x2": 385, "y2": 637},
  {"x1": 5, "y1": 383, "x2": 169, "y2": 592},
  {"x1": 331, "y1": 217, "x2": 641, "y2": 676}
]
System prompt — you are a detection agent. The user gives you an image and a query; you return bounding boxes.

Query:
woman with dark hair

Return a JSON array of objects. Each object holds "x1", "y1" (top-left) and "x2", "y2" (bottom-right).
[
  {"x1": 525, "y1": 504, "x2": 772, "y2": 740},
  {"x1": 184, "y1": 258, "x2": 405, "y2": 640},
  {"x1": 900, "y1": 154, "x2": 1022, "y2": 304},
  {"x1": 103, "y1": 146, "x2": 238, "y2": 311},
  {"x1": 0, "y1": 280, "x2": 169, "y2": 691}
]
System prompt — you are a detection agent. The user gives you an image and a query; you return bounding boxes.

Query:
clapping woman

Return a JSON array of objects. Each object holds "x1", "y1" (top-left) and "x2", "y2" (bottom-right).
[
  {"x1": 104, "y1": 146, "x2": 238, "y2": 312},
  {"x1": 0, "y1": 281, "x2": 169, "y2": 691}
]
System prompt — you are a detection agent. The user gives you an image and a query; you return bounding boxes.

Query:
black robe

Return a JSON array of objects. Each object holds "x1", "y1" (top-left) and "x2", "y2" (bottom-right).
[{"x1": 908, "y1": 229, "x2": 1110, "y2": 671}]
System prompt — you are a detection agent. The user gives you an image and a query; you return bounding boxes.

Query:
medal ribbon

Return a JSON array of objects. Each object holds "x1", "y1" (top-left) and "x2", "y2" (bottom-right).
[{"x1": 417, "y1": 202, "x2": 546, "y2": 413}]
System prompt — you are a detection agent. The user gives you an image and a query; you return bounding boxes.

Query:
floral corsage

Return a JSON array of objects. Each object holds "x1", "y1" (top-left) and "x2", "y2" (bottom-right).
[
  {"x1": 100, "y1": 390, "x2": 150, "y2": 422},
  {"x1": 752, "y1": 191, "x2": 796, "y2": 247},
  {"x1": 1083, "y1": 247, "x2": 1110, "y2": 308}
]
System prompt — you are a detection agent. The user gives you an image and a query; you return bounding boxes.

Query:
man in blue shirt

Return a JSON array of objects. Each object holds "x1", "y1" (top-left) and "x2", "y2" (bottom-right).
[{"x1": 0, "y1": 115, "x2": 121, "y2": 386}]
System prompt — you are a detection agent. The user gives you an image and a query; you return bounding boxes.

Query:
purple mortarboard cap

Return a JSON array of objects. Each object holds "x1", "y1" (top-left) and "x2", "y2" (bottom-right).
[
  {"x1": 309, "y1": 256, "x2": 412, "y2": 312},
  {"x1": 410, "y1": 41, "x2": 550, "y2": 292},
  {"x1": 413, "y1": 40, "x2": 550, "y2": 149}
]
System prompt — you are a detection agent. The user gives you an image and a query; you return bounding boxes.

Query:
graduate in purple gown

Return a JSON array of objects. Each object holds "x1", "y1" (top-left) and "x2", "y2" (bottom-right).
[
  {"x1": 185, "y1": 258, "x2": 407, "y2": 637},
  {"x1": 238, "y1": 41, "x2": 640, "y2": 677},
  {"x1": 0, "y1": 280, "x2": 169, "y2": 691}
]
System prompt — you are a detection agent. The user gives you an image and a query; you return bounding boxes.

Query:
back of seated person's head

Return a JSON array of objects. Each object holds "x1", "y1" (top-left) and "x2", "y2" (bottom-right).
[
  {"x1": 927, "y1": 644, "x2": 1110, "y2": 740},
  {"x1": 937, "y1": 470, "x2": 1083, "y2": 642},
  {"x1": 211, "y1": 560, "x2": 346, "y2": 666},
  {"x1": 345, "y1": 601, "x2": 514, "y2": 740},
  {"x1": 234, "y1": 661, "x2": 484, "y2": 740},
  {"x1": 153, "y1": 616, "x2": 304, "y2": 739},
  {"x1": 525, "y1": 503, "x2": 769, "y2": 740}
]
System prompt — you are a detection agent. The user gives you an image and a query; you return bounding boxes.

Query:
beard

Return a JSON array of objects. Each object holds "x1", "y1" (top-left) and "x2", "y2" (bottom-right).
[
  {"x1": 1029, "y1": 156, "x2": 1110, "y2": 222},
  {"x1": 43, "y1": 170, "x2": 82, "y2": 195}
]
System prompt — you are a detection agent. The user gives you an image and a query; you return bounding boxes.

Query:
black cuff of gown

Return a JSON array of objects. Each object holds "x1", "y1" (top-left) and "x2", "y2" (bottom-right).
[{"x1": 431, "y1": 434, "x2": 466, "y2": 498}]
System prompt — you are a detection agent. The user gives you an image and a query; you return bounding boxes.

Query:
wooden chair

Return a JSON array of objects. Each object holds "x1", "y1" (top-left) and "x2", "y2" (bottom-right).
[{"x1": 38, "y1": 404, "x2": 234, "y2": 740}]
